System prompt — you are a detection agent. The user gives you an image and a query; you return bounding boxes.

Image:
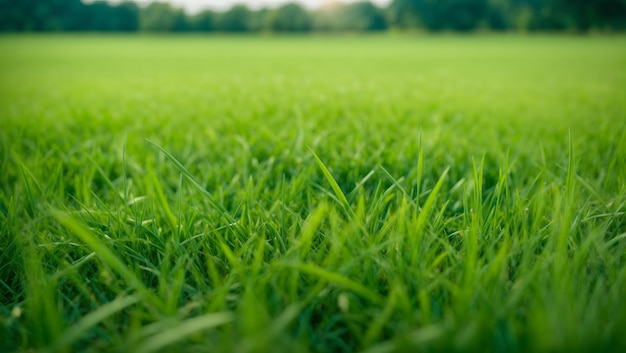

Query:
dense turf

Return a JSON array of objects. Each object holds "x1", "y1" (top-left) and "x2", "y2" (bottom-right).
[{"x1": 1, "y1": 35, "x2": 625, "y2": 353}]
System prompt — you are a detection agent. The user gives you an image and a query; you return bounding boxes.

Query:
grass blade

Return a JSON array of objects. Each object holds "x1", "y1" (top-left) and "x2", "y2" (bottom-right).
[
  {"x1": 282, "y1": 262, "x2": 383, "y2": 305},
  {"x1": 146, "y1": 139, "x2": 240, "y2": 230},
  {"x1": 48, "y1": 295, "x2": 140, "y2": 352},
  {"x1": 410, "y1": 167, "x2": 449, "y2": 264},
  {"x1": 310, "y1": 148, "x2": 354, "y2": 218},
  {"x1": 135, "y1": 312, "x2": 234, "y2": 353},
  {"x1": 52, "y1": 210, "x2": 165, "y2": 311}
]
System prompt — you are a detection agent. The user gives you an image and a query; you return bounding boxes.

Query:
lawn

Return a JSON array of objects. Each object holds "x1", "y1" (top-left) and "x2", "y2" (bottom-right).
[{"x1": 1, "y1": 34, "x2": 625, "y2": 353}]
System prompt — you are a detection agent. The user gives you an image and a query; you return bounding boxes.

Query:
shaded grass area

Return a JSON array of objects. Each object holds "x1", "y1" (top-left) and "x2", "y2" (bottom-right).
[{"x1": 1, "y1": 35, "x2": 626, "y2": 352}]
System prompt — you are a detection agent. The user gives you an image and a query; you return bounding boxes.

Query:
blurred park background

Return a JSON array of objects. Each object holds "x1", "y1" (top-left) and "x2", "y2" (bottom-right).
[{"x1": 1, "y1": 0, "x2": 626, "y2": 34}]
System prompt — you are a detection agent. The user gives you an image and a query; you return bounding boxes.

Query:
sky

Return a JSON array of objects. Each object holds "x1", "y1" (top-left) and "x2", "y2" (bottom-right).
[{"x1": 127, "y1": 0, "x2": 392, "y2": 12}]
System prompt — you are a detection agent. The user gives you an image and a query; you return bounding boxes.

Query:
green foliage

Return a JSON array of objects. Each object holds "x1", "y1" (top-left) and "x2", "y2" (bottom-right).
[
  {"x1": 387, "y1": 0, "x2": 626, "y2": 32},
  {"x1": 268, "y1": 3, "x2": 313, "y2": 32},
  {"x1": 314, "y1": 2, "x2": 387, "y2": 32},
  {"x1": 217, "y1": 4, "x2": 253, "y2": 32},
  {"x1": 1, "y1": 35, "x2": 626, "y2": 352},
  {"x1": 0, "y1": 0, "x2": 82, "y2": 31},
  {"x1": 140, "y1": 2, "x2": 188, "y2": 32},
  {"x1": 414, "y1": 0, "x2": 491, "y2": 31},
  {"x1": 0, "y1": 0, "x2": 625, "y2": 33},
  {"x1": 343, "y1": 1, "x2": 387, "y2": 31},
  {"x1": 188, "y1": 10, "x2": 217, "y2": 32},
  {"x1": 68, "y1": 1, "x2": 139, "y2": 32}
]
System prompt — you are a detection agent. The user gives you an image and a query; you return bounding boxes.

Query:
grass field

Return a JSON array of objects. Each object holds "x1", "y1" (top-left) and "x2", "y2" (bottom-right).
[{"x1": 1, "y1": 35, "x2": 626, "y2": 353}]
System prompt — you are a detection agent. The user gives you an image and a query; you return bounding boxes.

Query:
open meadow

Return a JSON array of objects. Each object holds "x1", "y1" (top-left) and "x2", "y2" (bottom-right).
[{"x1": 1, "y1": 35, "x2": 626, "y2": 352}]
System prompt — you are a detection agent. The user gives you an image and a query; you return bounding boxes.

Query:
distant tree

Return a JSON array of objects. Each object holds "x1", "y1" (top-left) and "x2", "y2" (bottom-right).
[
  {"x1": 216, "y1": 4, "x2": 252, "y2": 32},
  {"x1": 1, "y1": 0, "x2": 625, "y2": 33},
  {"x1": 342, "y1": 1, "x2": 387, "y2": 31},
  {"x1": 387, "y1": 0, "x2": 421, "y2": 29},
  {"x1": 70, "y1": 1, "x2": 111, "y2": 31},
  {"x1": 70, "y1": 1, "x2": 139, "y2": 32},
  {"x1": 486, "y1": 0, "x2": 514, "y2": 30},
  {"x1": 313, "y1": 2, "x2": 346, "y2": 31},
  {"x1": 507, "y1": 0, "x2": 574, "y2": 30},
  {"x1": 313, "y1": 1, "x2": 385, "y2": 32},
  {"x1": 518, "y1": 0, "x2": 567, "y2": 30},
  {"x1": 387, "y1": 0, "x2": 528, "y2": 31},
  {"x1": 189, "y1": 10, "x2": 216, "y2": 32},
  {"x1": 268, "y1": 3, "x2": 312, "y2": 32},
  {"x1": 421, "y1": 0, "x2": 490, "y2": 31},
  {"x1": 596, "y1": 0, "x2": 626, "y2": 29},
  {"x1": 0, "y1": 0, "x2": 31, "y2": 31},
  {"x1": 0, "y1": 0, "x2": 84, "y2": 31},
  {"x1": 113, "y1": 2, "x2": 140, "y2": 31},
  {"x1": 552, "y1": 0, "x2": 626, "y2": 31},
  {"x1": 249, "y1": 8, "x2": 271, "y2": 31},
  {"x1": 140, "y1": 2, "x2": 188, "y2": 32}
]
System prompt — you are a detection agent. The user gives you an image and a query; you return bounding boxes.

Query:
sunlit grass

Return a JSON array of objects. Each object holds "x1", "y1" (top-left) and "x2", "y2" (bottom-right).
[{"x1": 1, "y1": 35, "x2": 625, "y2": 353}]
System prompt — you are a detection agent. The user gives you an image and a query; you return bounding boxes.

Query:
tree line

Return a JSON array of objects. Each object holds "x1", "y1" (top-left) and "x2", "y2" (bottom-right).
[{"x1": 1, "y1": 0, "x2": 625, "y2": 33}]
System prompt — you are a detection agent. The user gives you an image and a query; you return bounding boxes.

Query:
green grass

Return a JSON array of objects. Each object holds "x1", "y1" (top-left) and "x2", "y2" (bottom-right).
[{"x1": 1, "y1": 34, "x2": 625, "y2": 353}]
